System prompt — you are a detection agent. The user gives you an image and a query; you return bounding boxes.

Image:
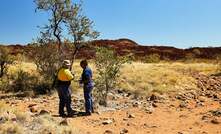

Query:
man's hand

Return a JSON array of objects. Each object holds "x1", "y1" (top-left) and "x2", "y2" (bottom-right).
[{"x1": 71, "y1": 71, "x2": 75, "y2": 77}]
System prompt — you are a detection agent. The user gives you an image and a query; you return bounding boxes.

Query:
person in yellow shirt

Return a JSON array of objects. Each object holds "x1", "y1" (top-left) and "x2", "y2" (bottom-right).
[{"x1": 56, "y1": 60, "x2": 74, "y2": 117}]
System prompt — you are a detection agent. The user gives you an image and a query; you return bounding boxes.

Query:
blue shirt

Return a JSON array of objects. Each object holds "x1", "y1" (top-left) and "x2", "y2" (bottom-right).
[{"x1": 81, "y1": 67, "x2": 94, "y2": 87}]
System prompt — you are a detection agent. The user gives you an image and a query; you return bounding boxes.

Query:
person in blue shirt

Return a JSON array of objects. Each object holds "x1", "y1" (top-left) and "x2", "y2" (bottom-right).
[{"x1": 79, "y1": 60, "x2": 94, "y2": 116}]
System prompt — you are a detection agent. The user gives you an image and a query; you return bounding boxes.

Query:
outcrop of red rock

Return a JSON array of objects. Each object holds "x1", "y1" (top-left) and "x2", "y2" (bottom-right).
[{"x1": 1, "y1": 38, "x2": 221, "y2": 60}]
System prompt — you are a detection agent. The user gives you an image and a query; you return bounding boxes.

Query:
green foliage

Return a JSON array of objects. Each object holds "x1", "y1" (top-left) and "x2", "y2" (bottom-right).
[
  {"x1": 32, "y1": 44, "x2": 61, "y2": 85},
  {"x1": 34, "y1": 0, "x2": 99, "y2": 70},
  {"x1": 65, "y1": 1, "x2": 99, "y2": 43},
  {"x1": 65, "y1": 1, "x2": 99, "y2": 68},
  {"x1": 0, "y1": 77, "x2": 10, "y2": 92},
  {"x1": 5, "y1": 68, "x2": 51, "y2": 96},
  {"x1": 34, "y1": 0, "x2": 72, "y2": 48},
  {"x1": 185, "y1": 52, "x2": 195, "y2": 60},
  {"x1": 94, "y1": 47, "x2": 130, "y2": 106},
  {"x1": 144, "y1": 53, "x2": 161, "y2": 63},
  {"x1": 0, "y1": 47, "x2": 14, "y2": 78},
  {"x1": 11, "y1": 69, "x2": 38, "y2": 94}
]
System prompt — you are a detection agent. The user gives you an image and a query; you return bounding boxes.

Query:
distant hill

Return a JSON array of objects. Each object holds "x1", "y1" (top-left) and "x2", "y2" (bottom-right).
[{"x1": 1, "y1": 38, "x2": 221, "y2": 60}]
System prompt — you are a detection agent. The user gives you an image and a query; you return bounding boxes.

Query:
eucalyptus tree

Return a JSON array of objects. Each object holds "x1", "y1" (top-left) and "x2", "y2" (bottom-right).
[
  {"x1": 34, "y1": 0, "x2": 99, "y2": 71},
  {"x1": 34, "y1": 0, "x2": 71, "y2": 53},
  {"x1": 65, "y1": 1, "x2": 99, "y2": 70}
]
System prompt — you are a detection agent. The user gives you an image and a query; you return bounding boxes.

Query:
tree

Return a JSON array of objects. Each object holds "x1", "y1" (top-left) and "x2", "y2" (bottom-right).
[
  {"x1": 0, "y1": 46, "x2": 14, "y2": 78},
  {"x1": 94, "y1": 47, "x2": 130, "y2": 106},
  {"x1": 35, "y1": 0, "x2": 99, "y2": 71},
  {"x1": 34, "y1": 0, "x2": 71, "y2": 53},
  {"x1": 65, "y1": 1, "x2": 99, "y2": 70}
]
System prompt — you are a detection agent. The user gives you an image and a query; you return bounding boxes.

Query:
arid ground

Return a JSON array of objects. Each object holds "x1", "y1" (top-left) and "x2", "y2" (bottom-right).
[{"x1": 0, "y1": 62, "x2": 221, "y2": 134}]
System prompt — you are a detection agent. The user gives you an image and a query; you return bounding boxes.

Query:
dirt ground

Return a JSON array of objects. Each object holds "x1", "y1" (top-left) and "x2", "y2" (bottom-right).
[
  {"x1": 1, "y1": 91, "x2": 220, "y2": 134},
  {"x1": 1, "y1": 73, "x2": 221, "y2": 134}
]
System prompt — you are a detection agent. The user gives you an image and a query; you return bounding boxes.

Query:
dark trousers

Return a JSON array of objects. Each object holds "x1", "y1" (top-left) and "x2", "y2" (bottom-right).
[
  {"x1": 83, "y1": 85, "x2": 93, "y2": 113},
  {"x1": 57, "y1": 85, "x2": 73, "y2": 115}
]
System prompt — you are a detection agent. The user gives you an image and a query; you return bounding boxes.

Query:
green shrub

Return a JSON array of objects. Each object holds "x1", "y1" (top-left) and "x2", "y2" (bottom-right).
[
  {"x1": 185, "y1": 53, "x2": 195, "y2": 60},
  {"x1": 0, "y1": 77, "x2": 10, "y2": 92},
  {"x1": 94, "y1": 47, "x2": 130, "y2": 106},
  {"x1": 10, "y1": 69, "x2": 37, "y2": 95},
  {"x1": 0, "y1": 46, "x2": 14, "y2": 78},
  {"x1": 32, "y1": 44, "x2": 62, "y2": 90},
  {"x1": 144, "y1": 53, "x2": 161, "y2": 63}
]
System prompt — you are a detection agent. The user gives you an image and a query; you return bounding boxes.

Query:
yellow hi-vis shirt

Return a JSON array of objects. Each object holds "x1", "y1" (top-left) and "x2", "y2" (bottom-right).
[{"x1": 57, "y1": 68, "x2": 74, "y2": 81}]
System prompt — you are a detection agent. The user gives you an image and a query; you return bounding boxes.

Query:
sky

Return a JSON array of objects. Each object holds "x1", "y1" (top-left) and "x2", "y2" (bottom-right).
[{"x1": 0, "y1": 0, "x2": 221, "y2": 48}]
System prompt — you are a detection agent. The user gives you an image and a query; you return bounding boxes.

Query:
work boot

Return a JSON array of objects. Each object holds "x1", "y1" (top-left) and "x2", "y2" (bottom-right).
[{"x1": 83, "y1": 112, "x2": 91, "y2": 116}]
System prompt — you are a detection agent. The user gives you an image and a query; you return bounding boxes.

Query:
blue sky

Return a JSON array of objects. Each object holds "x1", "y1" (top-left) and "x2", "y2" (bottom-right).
[{"x1": 0, "y1": 0, "x2": 221, "y2": 48}]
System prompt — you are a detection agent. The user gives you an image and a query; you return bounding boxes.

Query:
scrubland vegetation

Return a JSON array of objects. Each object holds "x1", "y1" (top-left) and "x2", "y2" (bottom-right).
[{"x1": 1, "y1": 57, "x2": 219, "y2": 96}]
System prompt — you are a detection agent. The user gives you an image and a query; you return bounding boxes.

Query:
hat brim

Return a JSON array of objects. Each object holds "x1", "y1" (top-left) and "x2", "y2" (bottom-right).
[{"x1": 64, "y1": 63, "x2": 71, "y2": 66}]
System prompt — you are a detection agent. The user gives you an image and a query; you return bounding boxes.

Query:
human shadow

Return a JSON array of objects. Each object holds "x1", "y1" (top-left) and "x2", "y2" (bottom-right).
[
  {"x1": 52, "y1": 110, "x2": 87, "y2": 118},
  {"x1": 210, "y1": 72, "x2": 221, "y2": 77}
]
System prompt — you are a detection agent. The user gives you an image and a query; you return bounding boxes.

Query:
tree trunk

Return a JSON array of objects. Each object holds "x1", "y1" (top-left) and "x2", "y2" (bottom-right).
[
  {"x1": 0, "y1": 62, "x2": 5, "y2": 78},
  {"x1": 104, "y1": 77, "x2": 109, "y2": 107},
  {"x1": 70, "y1": 46, "x2": 79, "y2": 71}
]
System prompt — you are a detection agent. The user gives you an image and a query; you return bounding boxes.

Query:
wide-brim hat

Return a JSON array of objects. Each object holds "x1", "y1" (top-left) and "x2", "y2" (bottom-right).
[{"x1": 63, "y1": 60, "x2": 71, "y2": 66}]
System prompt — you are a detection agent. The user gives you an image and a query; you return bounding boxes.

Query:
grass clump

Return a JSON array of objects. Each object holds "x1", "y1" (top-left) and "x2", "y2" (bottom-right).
[{"x1": 119, "y1": 62, "x2": 200, "y2": 95}]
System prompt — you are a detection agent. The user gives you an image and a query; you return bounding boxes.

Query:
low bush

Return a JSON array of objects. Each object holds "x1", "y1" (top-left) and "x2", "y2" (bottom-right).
[
  {"x1": 2, "y1": 68, "x2": 52, "y2": 96},
  {"x1": 32, "y1": 44, "x2": 61, "y2": 89},
  {"x1": 94, "y1": 47, "x2": 130, "y2": 106},
  {"x1": 144, "y1": 53, "x2": 161, "y2": 63},
  {"x1": 0, "y1": 46, "x2": 14, "y2": 78}
]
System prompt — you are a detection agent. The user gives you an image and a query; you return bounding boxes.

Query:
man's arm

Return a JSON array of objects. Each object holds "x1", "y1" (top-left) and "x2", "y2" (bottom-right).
[{"x1": 65, "y1": 69, "x2": 74, "y2": 81}]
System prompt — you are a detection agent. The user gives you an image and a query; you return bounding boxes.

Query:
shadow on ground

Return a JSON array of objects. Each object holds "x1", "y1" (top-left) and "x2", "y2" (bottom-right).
[{"x1": 52, "y1": 110, "x2": 87, "y2": 118}]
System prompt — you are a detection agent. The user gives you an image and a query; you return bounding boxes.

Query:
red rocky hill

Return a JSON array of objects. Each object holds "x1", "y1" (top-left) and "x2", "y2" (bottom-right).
[{"x1": 1, "y1": 38, "x2": 221, "y2": 60}]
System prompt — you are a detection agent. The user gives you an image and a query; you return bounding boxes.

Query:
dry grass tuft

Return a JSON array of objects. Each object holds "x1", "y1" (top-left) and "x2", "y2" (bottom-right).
[
  {"x1": 119, "y1": 62, "x2": 219, "y2": 95},
  {"x1": 0, "y1": 122, "x2": 23, "y2": 134}
]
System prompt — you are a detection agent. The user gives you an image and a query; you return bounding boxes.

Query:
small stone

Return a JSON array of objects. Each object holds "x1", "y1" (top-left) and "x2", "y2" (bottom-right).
[
  {"x1": 30, "y1": 106, "x2": 38, "y2": 113},
  {"x1": 104, "y1": 130, "x2": 113, "y2": 134},
  {"x1": 145, "y1": 107, "x2": 154, "y2": 114},
  {"x1": 132, "y1": 101, "x2": 141, "y2": 107},
  {"x1": 120, "y1": 128, "x2": 128, "y2": 134},
  {"x1": 28, "y1": 104, "x2": 37, "y2": 108},
  {"x1": 117, "y1": 90, "x2": 124, "y2": 94},
  {"x1": 179, "y1": 102, "x2": 187, "y2": 108},
  {"x1": 149, "y1": 94, "x2": 158, "y2": 101},
  {"x1": 39, "y1": 110, "x2": 50, "y2": 115},
  {"x1": 123, "y1": 118, "x2": 128, "y2": 121},
  {"x1": 102, "y1": 119, "x2": 113, "y2": 125},
  {"x1": 201, "y1": 115, "x2": 210, "y2": 121},
  {"x1": 213, "y1": 94, "x2": 219, "y2": 99},
  {"x1": 128, "y1": 114, "x2": 135, "y2": 118},
  {"x1": 60, "y1": 119, "x2": 68, "y2": 126},
  {"x1": 96, "y1": 111, "x2": 102, "y2": 115},
  {"x1": 126, "y1": 93, "x2": 132, "y2": 97},
  {"x1": 210, "y1": 109, "x2": 221, "y2": 117},
  {"x1": 211, "y1": 118, "x2": 220, "y2": 124},
  {"x1": 11, "y1": 117, "x2": 17, "y2": 122},
  {"x1": 198, "y1": 96, "x2": 206, "y2": 102},
  {"x1": 152, "y1": 103, "x2": 158, "y2": 108},
  {"x1": 179, "y1": 115, "x2": 188, "y2": 118}
]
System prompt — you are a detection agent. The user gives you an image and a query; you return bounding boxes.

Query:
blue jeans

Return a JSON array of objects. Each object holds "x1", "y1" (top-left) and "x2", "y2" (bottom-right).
[
  {"x1": 83, "y1": 85, "x2": 93, "y2": 113},
  {"x1": 57, "y1": 85, "x2": 73, "y2": 115}
]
